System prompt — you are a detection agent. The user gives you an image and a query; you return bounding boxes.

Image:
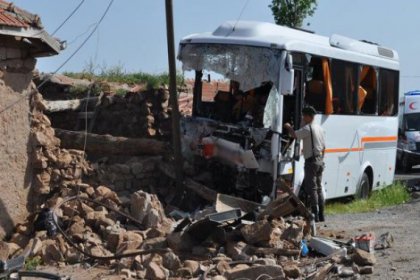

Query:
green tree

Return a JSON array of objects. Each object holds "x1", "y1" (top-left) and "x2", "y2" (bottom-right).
[{"x1": 269, "y1": 0, "x2": 317, "y2": 28}]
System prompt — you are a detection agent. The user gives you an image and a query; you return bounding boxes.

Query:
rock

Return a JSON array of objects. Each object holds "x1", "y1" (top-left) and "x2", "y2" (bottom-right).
[
  {"x1": 162, "y1": 251, "x2": 181, "y2": 271},
  {"x1": 212, "y1": 276, "x2": 227, "y2": 280},
  {"x1": 42, "y1": 241, "x2": 64, "y2": 264},
  {"x1": 120, "y1": 268, "x2": 136, "y2": 279},
  {"x1": 107, "y1": 229, "x2": 124, "y2": 252},
  {"x1": 166, "y1": 231, "x2": 195, "y2": 252},
  {"x1": 254, "y1": 258, "x2": 277, "y2": 266},
  {"x1": 281, "y1": 223, "x2": 304, "y2": 245},
  {"x1": 226, "y1": 241, "x2": 250, "y2": 261},
  {"x1": 119, "y1": 231, "x2": 143, "y2": 252},
  {"x1": 141, "y1": 236, "x2": 167, "y2": 250},
  {"x1": 95, "y1": 214, "x2": 115, "y2": 228},
  {"x1": 225, "y1": 265, "x2": 285, "y2": 280},
  {"x1": 216, "y1": 260, "x2": 231, "y2": 275},
  {"x1": 30, "y1": 238, "x2": 43, "y2": 256},
  {"x1": 10, "y1": 233, "x2": 30, "y2": 248},
  {"x1": 353, "y1": 249, "x2": 376, "y2": 266},
  {"x1": 130, "y1": 190, "x2": 172, "y2": 231},
  {"x1": 359, "y1": 266, "x2": 374, "y2": 275},
  {"x1": 338, "y1": 267, "x2": 354, "y2": 277},
  {"x1": 56, "y1": 152, "x2": 73, "y2": 168},
  {"x1": 145, "y1": 261, "x2": 168, "y2": 280},
  {"x1": 146, "y1": 227, "x2": 166, "y2": 239},
  {"x1": 183, "y1": 260, "x2": 200, "y2": 276},
  {"x1": 95, "y1": 185, "x2": 113, "y2": 198},
  {"x1": 130, "y1": 190, "x2": 151, "y2": 223},
  {"x1": 240, "y1": 220, "x2": 275, "y2": 244},
  {"x1": 283, "y1": 264, "x2": 301, "y2": 278},
  {"x1": 0, "y1": 241, "x2": 10, "y2": 261},
  {"x1": 192, "y1": 245, "x2": 217, "y2": 257},
  {"x1": 65, "y1": 247, "x2": 82, "y2": 264}
]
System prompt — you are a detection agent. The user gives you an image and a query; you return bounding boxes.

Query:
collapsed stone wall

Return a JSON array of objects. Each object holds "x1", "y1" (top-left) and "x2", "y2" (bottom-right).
[
  {"x1": 91, "y1": 89, "x2": 171, "y2": 138},
  {"x1": 35, "y1": 75, "x2": 174, "y2": 139},
  {"x1": 0, "y1": 38, "x2": 37, "y2": 239},
  {"x1": 92, "y1": 156, "x2": 161, "y2": 194}
]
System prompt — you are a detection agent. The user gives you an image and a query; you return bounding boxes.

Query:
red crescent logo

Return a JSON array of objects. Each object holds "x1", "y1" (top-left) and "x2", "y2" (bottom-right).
[{"x1": 409, "y1": 102, "x2": 416, "y2": 110}]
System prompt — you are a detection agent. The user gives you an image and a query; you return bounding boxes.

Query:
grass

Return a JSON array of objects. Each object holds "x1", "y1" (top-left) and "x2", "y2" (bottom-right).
[
  {"x1": 63, "y1": 64, "x2": 184, "y2": 88},
  {"x1": 25, "y1": 256, "x2": 42, "y2": 271},
  {"x1": 326, "y1": 183, "x2": 411, "y2": 215}
]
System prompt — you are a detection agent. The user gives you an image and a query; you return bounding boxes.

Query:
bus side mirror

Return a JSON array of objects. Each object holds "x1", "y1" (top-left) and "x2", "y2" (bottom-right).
[{"x1": 280, "y1": 53, "x2": 294, "y2": 95}]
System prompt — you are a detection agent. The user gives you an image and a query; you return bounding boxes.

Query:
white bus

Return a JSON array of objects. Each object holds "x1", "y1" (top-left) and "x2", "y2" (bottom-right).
[{"x1": 178, "y1": 21, "x2": 399, "y2": 202}]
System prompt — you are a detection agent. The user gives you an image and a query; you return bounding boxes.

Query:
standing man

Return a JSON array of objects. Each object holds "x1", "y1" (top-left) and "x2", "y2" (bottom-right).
[{"x1": 284, "y1": 106, "x2": 326, "y2": 222}]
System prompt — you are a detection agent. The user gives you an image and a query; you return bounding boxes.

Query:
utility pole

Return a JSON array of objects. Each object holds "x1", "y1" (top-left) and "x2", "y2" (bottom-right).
[{"x1": 165, "y1": 0, "x2": 184, "y2": 201}]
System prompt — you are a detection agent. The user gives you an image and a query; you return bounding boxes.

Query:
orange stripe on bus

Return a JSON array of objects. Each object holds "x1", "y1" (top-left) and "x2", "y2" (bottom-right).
[
  {"x1": 361, "y1": 136, "x2": 397, "y2": 143},
  {"x1": 324, "y1": 148, "x2": 363, "y2": 153},
  {"x1": 324, "y1": 135, "x2": 397, "y2": 154}
]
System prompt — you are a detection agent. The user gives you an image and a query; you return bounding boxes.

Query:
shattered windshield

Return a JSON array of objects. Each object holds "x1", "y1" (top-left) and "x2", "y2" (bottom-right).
[
  {"x1": 179, "y1": 43, "x2": 282, "y2": 92},
  {"x1": 179, "y1": 43, "x2": 282, "y2": 127}
]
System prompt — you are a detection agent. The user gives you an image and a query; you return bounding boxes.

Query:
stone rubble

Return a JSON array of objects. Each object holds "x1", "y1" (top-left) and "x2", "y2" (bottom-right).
[{"x1": 0, "y1": 82, "x2": 384, "y2": 279}]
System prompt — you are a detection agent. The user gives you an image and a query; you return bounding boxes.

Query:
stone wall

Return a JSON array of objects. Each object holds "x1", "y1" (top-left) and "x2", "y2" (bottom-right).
[
  {"x1": 0, "y1": 40, "x2": 37, "y2": 238},
  {"x1": 92, "y1": 156, "x2": 161, "y2": 195}
]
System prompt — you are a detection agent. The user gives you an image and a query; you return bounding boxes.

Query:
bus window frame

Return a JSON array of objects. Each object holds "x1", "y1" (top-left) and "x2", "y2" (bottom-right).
[{"x1": 378, "y1": 68, "x2": 399, "y2": 117}]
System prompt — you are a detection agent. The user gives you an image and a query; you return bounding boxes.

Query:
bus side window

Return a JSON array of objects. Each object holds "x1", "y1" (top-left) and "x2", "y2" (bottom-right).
[
  {"x1": 305, "y1": 56, "x2": 326, "y2": 113},
  {"x1": 359, "y1": 66, "x2": 378, "y2": 115},
  {"x1": 331, "y1": 59, "x2": 358, "y2": 115},
  {"x1": 378, "y1": 69, "x2": 399, "y2": 116}
]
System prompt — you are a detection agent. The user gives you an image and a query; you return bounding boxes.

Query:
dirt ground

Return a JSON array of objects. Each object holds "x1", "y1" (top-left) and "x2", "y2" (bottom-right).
[
  {"x1": 325, "y1": 192, "x2": 420, "y2": 279},
  {"x1": 34, "y1": 194, "x2": 420, "y2": 280}
]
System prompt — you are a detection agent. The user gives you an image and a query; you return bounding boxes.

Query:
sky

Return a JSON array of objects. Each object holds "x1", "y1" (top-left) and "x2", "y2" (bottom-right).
[{"x1": 13, "y1": 0, "x2": 420, "y2": 93}]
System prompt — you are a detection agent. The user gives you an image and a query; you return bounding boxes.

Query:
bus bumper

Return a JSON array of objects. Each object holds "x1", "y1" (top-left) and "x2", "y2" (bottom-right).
[{"x1": 397, "y1": 148, "x2": 420, "y2": 166}]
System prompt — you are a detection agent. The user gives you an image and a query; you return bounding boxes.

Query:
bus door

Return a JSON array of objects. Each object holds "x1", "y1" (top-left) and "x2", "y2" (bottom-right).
[{"x1": 281, "y1": 53, "x2": 305, "y2": 194}]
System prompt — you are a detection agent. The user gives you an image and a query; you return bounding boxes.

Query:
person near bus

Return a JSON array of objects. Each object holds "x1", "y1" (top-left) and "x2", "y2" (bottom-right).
[{"x1": 284, "y1": 106, "x2": 326, "y2": 222}]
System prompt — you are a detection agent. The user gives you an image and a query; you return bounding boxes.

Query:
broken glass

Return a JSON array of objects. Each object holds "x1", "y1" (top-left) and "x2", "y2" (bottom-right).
[{"x1": 179, "y1": 44, "x2": 282, "y2": 92}]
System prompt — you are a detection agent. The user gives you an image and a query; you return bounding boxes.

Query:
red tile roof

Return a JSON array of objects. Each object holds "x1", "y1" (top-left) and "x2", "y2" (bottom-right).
[
  {"x1": 0, "y1": 0, "x2": 41, "y2": 29},
  {"x1": 0, "y1": 8, "x2": 28, "y2": 28}
]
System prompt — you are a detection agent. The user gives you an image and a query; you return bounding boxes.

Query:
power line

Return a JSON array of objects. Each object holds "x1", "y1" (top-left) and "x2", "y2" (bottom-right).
[
  {"x1": 67, "y1": 22, "x2": 98, "y2": 46},
  {"x1": 0, "y1": 0, "x2": 115, "y2": 115},
  {"x1": 51, "y1": 0, "x2": 86, "y2": 35}
]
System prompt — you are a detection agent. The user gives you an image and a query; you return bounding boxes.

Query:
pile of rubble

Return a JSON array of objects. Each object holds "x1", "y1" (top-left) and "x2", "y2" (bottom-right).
[
  {"x1": 0, "y1": 90, "x2": 386, "y2": 279},
  {"x1": 30, "y1": 92, "x2": 92, "y2": 196}
]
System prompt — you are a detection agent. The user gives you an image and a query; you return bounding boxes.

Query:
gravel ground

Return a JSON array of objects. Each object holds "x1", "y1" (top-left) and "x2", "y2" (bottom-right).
[{"x1": 324, "y1": 193, "x2": 420, "y2": 279}]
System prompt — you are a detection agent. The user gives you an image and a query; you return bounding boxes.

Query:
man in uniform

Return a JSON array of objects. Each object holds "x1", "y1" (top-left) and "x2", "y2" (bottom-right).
[{"x1": 284, "y1": 106, "x2": 326, "y2": 222}]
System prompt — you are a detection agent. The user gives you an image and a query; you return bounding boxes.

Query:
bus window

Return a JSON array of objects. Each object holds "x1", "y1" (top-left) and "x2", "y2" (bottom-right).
[
  {"x1": 331, "y1": 59, "x2": 358, "y2": 114},
  {"x1": 359, "y1": 66, "x2": 378, "y2": 115},
  {"x1": 378, "y1": 69, "x2": 399, "y2": 116},
  {"x1": 305, "y1": 56, "x2": 326, "y2": 113}
]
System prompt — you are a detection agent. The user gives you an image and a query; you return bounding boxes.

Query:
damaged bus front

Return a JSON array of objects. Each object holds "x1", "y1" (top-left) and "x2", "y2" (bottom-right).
[{"x1": 178, "y1": 43, "x2": 296, "y2": 202}]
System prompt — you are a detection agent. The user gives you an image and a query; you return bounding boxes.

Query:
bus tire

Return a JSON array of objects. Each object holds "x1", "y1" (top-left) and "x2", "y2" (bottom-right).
[{"x1": 356, "y1": 173, "x2": 370, "y2": 200}]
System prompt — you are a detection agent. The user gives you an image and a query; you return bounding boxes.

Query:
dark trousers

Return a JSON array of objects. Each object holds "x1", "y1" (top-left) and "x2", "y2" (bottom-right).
[{"x1": 302, "y1": 158, "x2": 325, "y2": 208}]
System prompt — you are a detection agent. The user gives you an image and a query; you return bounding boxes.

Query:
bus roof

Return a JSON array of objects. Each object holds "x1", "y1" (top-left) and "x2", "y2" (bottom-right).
[{"x1": 180, "y1": 21, "x2": 399, "y2": 70}]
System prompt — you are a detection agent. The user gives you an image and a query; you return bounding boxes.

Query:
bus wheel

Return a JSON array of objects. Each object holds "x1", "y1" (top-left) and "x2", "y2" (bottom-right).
[{"x1": 356, "y1": 173, "x2": 370, "y2": 200}]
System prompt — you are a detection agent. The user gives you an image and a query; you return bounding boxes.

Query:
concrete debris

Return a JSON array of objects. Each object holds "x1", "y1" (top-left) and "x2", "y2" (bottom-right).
[
  {"x1": 224, "y1": 265, "x2": 285, "y2": 280},
  {"x1": 352, "y1": 248, "x2": 377, "y2": 266},
  {"x1": 0, "y1": 77, "x2": 389, "y2": 280},
  {"x1": 283, "y1": 264, "x2": 301, "y2": 278},
  {"x1": 359, "y1": 266, "x2": 374, "y2": 275}
]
